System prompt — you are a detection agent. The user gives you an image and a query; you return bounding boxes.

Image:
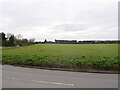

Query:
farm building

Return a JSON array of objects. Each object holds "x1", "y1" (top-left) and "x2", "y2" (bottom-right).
[{"x1": 55, "y1": 40, "x2": 77, "y2": 44}]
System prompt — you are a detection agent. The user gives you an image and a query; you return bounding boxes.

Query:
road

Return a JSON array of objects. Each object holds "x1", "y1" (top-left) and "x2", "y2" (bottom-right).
[{"x1": 2, "y1": 65, "x2": 118, "y2": 88}]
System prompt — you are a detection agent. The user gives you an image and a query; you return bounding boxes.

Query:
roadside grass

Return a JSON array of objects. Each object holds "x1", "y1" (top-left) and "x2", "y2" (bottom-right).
[{"x1": 2, "y1": 44, "x2": 119, "y2": 71}]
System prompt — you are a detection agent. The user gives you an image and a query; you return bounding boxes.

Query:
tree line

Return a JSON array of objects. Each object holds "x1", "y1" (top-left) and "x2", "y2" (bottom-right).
[{"x1": 0, "y1": 32, "x2": 35, "y2": 47}]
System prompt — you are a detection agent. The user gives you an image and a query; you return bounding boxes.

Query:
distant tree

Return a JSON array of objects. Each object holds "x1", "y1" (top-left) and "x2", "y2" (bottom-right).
[
  {"x1": 2, "y1": 32, "x2": 6, "y2": 40},
  {"x1": 21, "y1": 39, "x2": 29, "y2": 46},
  {"x1": 15, "y1": 34, "x2": 23, "y2": 40},
  {"x1": 1, "y1": 32, "x2": 36, "y2": 46},
  {"x1": 1, "y1": 32, "x2": 7, "y2": 46},
  {"x1": 44, "y1": 39, "x2": 47, "y2": 43},
  {"x1": 8, "y1": 35, "x2": 15, "y2": 46},
  {"x1": 22, "y1": 39, "x2": 28, "y2": 43},
  {"x1": 14, "y1": 34, "x2": 23, "y2": 46},
  {"x1": 7, "y1": 33, "x2": 12, "y2": 40},
  {"x1": 0, "y1": 33, "x2": 2, "y2": 46}
]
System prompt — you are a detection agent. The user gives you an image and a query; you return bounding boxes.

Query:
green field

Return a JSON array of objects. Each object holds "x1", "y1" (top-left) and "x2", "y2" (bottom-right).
[{"x1": 2, "y1": 44, "x2": 119, "y2": 71}]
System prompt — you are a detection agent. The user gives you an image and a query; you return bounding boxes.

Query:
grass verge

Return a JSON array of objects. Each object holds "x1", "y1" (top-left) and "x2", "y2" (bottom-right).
[{"x1": 2, "y1": 55, "x2": 119, "y2": 72}]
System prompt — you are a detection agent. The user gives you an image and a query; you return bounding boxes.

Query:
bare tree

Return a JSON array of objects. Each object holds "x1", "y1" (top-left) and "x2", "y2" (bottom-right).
[
  {"x1": 15, "y1": 34, "x2": 23, "y2": 40},
  {"x1": 7, "y1": 33, "x2": 13, "y2": 40},
  {"x1": 14, "y1": 34, "x2": 23, "y2": 46}
]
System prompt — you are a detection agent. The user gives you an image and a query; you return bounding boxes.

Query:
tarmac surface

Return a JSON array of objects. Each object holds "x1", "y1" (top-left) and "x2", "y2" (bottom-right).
[{"x1": 2, "y1": 65, "x2": 118, "y2": 88}]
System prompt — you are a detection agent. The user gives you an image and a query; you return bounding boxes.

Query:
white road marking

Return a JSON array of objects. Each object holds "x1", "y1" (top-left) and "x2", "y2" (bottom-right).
[
  {"x1": 33, "y1": 80, "x2": 74, "y2": 86},
  {"x1": 49, "y1": 82, "x2": 74, "y2": 86},
  {"x1": 7, "y1": 77, "x2": 74, "y2": 86},
  {"x1": 33, "y1": 80, "x2": 49, "y2": 84}
]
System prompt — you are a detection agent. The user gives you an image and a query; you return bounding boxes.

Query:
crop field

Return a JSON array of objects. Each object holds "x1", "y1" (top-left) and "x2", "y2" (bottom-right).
[{"x1": 2, "y1": 44, "x2": 119, "y2": 71}]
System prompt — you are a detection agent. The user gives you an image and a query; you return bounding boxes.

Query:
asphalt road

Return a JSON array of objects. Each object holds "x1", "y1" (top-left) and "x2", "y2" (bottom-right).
[{"x1": 2, "y1": 65, "x2": 118, "y2": 88}]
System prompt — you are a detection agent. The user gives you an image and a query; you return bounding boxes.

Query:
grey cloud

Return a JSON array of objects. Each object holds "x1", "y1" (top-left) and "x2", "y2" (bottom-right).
[
  {"x1": 52, "y1": 24, "x2": 90, "y2": 31},
  {"x1": 0, "y1": 0, "x2": 118, "y2": 41}
]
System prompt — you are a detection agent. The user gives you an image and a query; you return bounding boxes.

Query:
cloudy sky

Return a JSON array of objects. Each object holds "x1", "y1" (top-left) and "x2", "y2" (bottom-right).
[{"x1": 0, "y1": 0, "x2": 119, "y2": 41}]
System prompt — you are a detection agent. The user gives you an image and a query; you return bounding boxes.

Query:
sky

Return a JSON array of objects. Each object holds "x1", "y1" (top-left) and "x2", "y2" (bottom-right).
[{"x1": 0, "y1": 0, "x2": 119, "y2": 41}]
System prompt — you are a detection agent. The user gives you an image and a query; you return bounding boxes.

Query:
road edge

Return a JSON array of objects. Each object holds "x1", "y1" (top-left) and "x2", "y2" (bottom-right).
[{"x1": 2, "y1": 64, "x2": 119, "y2": 74}]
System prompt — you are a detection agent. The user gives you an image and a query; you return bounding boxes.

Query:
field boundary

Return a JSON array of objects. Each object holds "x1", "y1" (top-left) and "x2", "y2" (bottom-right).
[{"x1": 2, "y1": 64, "x2": 119, "y2": 74}]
